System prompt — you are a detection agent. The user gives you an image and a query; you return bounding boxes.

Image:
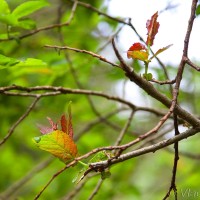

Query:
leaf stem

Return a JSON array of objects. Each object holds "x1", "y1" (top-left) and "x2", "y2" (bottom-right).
[
  {"x1": 144, "y1": 44, "x2": 150, "y2": 76},
  {"x1": 78, "y1": 160, "x2": 88, "y2": 167},
  {"x1": 144, "y1": 61, "x2": 148, "y2": 75}
]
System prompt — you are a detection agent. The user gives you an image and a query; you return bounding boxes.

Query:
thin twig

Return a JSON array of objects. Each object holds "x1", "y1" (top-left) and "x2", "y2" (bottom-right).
[
  {"x1": 114, "y1": 110, "x2": 134, "y2": 146},
  {"x1": 163, "y1": 114, "x2": 179, "y2": 200},
  {"x1": 0, "y1": 1, "x2": 78, "y2": 42},
  {"x1": 87, "y1": 179, "x2": 104, "y2": 200},
  {"x1": 184, "y1": 57, "x2": 200, "y2": 71},
  {"x1": 150, "y1": 78, "x2": 176, "y2": 85},
  {"x1": 34, "y1": 126, "x2": 200, "y2": 199},
  {"x1": 62, "y1": 174, "x2": 96, "y2": 200},
  {"x1": 89, "y1": 127, "x2": 200, "y2": 170},
  {"x1": 34, "y1": 159, "x2": 78, "y2": 200},
  {"x1": 0, "y1": 96, "x2": 40, "y2": 145},
  {"x1": 0, "y1": 85, "x2": 136, "y2": 109},
  {"x1": 44, "y1": 45, "x2": 120, "y2": 68},
  {"x1": 74, "y1": 108, "x2": 133, "y2": 141},
  {"x1": 112, "y1": 38, "x2": 200, "y2": 127},
  {"x1": 69, "y1": 0, "x2": 129, "y2": 25},
  {"x1": 1, "y1": 84, "x2": 199, "y2": 127}
]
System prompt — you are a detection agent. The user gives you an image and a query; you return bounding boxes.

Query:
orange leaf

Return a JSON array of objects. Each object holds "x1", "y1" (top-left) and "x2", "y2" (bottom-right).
[
  {"x1": 127, "y1": 43, "x2": 148, "y2": 61},
  {"x1": 33, "y1": 130, "x2": 78, "y2": 163},
  {"x1": 146, "y1": 11, "x2": 160, "y2": 46},
  {"x1": 128, "y1": 50, "x2": 149, "y2": 61},
  {"x1": 128, "y1": 43, "x2": 146, "y2": 52},
  {"x1": 33, "y1": 102, "x2": 77, "y2": 163}
]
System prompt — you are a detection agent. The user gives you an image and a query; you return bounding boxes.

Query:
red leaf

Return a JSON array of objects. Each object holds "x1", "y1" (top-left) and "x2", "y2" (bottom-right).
[
  {"x1": 127, "y1": 50, "x2": 149, "y2": 61},
  {"x1": 61, "y1": 114, "x2": 68, "y2": 133},
  {"x1": 128, "y1": 42, "x2": 146, "y2": 51},
  {"x1": 146, "y1": 11, "x2": 160, "y2": 46},
  {"x1": 47, "y1": 117, "x2": 58, "y2": 131},
  {"x1": 67, "y1": 103, "x2": 73, "y2": 139},
  {"x1": 38, "y1": 117, "x2": 58, "y2": 134},
  {"x1": 37, "y1": 124, "x2": 53, "y2": 135},
  {"x1": 127, "y1": 42, "x2": 148, "y2": 61}
]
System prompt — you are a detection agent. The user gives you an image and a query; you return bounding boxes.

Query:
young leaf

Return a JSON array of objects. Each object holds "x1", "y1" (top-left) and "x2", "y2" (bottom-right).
[
  {"x1": 33, "y1": 103, "x2": 77, "y2": 163},
  {"x1": 15, "y1": 58, "x2": 47, "y2": 67},
  {"x1": 32, "y1": 130, "x2": 78, "y2": 163},
  {"x1": 146, "y1": 11, "x2": 160, "y2": 46},
  {"x1": 12, "y1": 1, "x2": 49, "y2": 19},
  {"x1": 127, "y1": 43, "x2": 149, "y2": 61},
  {"x1": 67, "y1": 102, "x2": 73, "y2": 138},
  {"x1": 149, "y1": 44, "x2": 173, "y2": 61},
  {"x1": 143, "y1": 73, "x2": 153, "y2": 81},
  {"x1": 196, "y1": 4, "x2": 200, "y2": 16},
  {"x1": 0, "y1": 32, "x2": 19, "y2": 40},
  {"x1": 61, "y1": 114, "x2": 68, "y2": 134},
  {"x1": 37, "y1": 124, "x2": 54, "y2": 135},
  {"x1": 73, "y1": 151, "x2": 111, "y2": 184},
  {"x1": 88, "y1": 151, "x2": 110, "y2": 163},
  {"x1": 0, "y1": 54, "x2": 20, "y2": 69},
  {"x1": 128, "y1": 50, "x2": 149, "y2": 61},
  {"x1": 128, "y1": 42, "x2": 146, "y2": 52},
  {"x1": 0, "y1": 14, "x2": 18, "y2": 26},
  {"x1": 60, "y1": 102, "x2": 73, "y2": 138},
  {"x1": 0, "y1": 0, "x2": 10, "y2": 15},
  {"x1": 17, "y1": 18, "x2": 36, "y2": 30}
]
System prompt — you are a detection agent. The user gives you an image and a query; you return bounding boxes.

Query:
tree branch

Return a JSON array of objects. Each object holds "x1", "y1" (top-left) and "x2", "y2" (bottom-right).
[{"x1": 111, "y1": 38, "x2": 200, "y2": 127}]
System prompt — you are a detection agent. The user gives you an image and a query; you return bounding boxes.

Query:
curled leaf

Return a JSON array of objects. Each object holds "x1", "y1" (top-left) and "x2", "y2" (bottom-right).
[
  {"x1": 143, "y1": 73, "x2": 153, "y2": 81},
  {"x1": 146, "y1": 11, "x2": 160, "y2": 46},
  {"x1": 127, "y1": 43, "x2": 149, "y2": 61}
]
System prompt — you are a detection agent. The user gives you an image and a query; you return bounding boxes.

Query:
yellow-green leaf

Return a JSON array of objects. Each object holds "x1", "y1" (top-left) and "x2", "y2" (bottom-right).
[
  {"x1": 0, "y1": 0, "x2": 10, "y2": 15},
  {"x1": 12, "y1": 1, "x2": 49, "y2": 19},
  {"x1": 32, "y1": 130, "x2": 78, "y2": 163},
  {"x1": 128, "y1": 50, "x2": 149, "y2": 61},
  {"x1": 149, "y1": 44, "x2": 173, "y2": 61}
]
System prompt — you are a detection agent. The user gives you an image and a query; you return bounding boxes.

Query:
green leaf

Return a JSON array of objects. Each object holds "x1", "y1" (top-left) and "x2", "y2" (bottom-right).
[
  {"x1": 0, "y1": 32, "x2": 19, "y2": 40},
  {"x1": 0, "y1": 14, "x2": 18, "y2": 26},
  {"x1": 143, "y1": 73, "x2": 153, "y2": 81},
  {"x1": 88, "y1": 151, "x2": 110, "y2": 163},
  {"x1": 0, "y1": 56, "x2": 47, "y2": 70},
  {"x1": 128, "y1": 50, "x2": 149, "y2": 61},
  {"x1": 16, "y1": 58, "x2": 47, "y2": 67},
  {"x1": 0, "y1": 54, "x2": 20, "y2": 69},
  {"x1": 12, "y1": 1, "x2": 49, "y2": 19},
  {"x1": 32, "y1": 130, "x2": 78, "y2": 163},
  {"x1": 149, "y1": 44, "x2": 173, "y2": 61},
  {"x1": 17, "y1": 18, "x2": 36, "y2": 29},
  {"x1": 196, "y1": 4, "x2": 200, "y2": 16},
  {"x1": 0, "y1": 0, "x2": 10, "y2": 15},
  {"x1": 73, "y1": 151, "x2": 111, "y2": 184}
]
